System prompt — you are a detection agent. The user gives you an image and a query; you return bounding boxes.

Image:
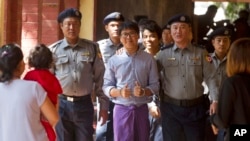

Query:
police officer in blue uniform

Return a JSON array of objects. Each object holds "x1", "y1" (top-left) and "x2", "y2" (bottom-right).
[
  {"x1": 97, "y1": 12, "x2": 124, "y2": 66},
  {"x1": 161, "y1": 23, "x2": 173, "y2": 49},
  {"x1": 49, "y1": 8, "x2": 109, "y2": 141},
  {"x1": 95, "y1": 12, "x2": 124, "y2": 141},
  {"x1": 156, "y1": 14, "x2": 218, "y2": 141},
  {"x1": 207, "y1": 27, "x2": 232, "y2": 141}
]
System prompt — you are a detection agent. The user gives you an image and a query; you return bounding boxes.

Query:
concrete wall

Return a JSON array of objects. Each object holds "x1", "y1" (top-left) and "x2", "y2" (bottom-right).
[{"x1": 79, "y1": 0, "x2": 94, "y2": 40}]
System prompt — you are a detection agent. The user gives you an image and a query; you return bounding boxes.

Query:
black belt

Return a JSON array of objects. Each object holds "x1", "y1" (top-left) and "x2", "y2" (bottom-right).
[
  {"x1": 59, "y1": 94, "x2": 90, "y2": 102},
  {"x1": 163, "y1": 95, "x2": 205, "y2": 107}
]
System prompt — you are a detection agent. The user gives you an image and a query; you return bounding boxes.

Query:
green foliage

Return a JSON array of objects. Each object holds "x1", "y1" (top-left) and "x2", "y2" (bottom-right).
[
  {"x1": 225, "y1": 3, "x2": 247, "y2": 22},
  {"x1": 213, "y1": 2, "x2": 248, "y2": 22}
]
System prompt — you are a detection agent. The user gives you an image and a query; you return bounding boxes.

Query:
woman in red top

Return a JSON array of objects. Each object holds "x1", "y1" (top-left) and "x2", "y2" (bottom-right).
[{"x1": 24, "y1": 44, "x2": 62, "y2": 141}]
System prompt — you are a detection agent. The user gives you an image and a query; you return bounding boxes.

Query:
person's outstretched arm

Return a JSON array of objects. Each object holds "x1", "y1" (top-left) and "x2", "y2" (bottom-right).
[{"x1": 41, "y1": 96, "x2": 59, "y2": 129}]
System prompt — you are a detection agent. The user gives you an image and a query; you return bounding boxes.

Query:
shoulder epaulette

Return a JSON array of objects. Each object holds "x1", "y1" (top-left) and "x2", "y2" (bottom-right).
[
  {"x1": 48, "y1": 40, "x2": 63, "y2": 53},
  {"x1": 160, "y1": 43, "x2": 174, "y2": 50},
  {"x1": 48, "y1": 40, "x2": 63, "y2": 48}
]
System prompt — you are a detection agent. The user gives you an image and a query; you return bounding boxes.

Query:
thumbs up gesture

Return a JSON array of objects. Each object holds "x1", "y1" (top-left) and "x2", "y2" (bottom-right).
[
  {"x1": 134, "y1": 81, "x2": 145, "y2": 97},
  {"x1": 120, "y1": 84, "x2": 131, "y2": 98}
]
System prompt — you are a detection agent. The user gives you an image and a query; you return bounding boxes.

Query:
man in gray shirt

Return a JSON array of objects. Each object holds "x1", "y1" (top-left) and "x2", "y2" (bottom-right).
[
  {"x1": 156, "y1": 14, "x2": 218, "y2": 141},
  {"x1": 50, "y1": 8, "x2": 109, "y2": 141},
  {"x1": 96, "y1": 12, "x2": 124, "y2": 141},
  {"x1": 206, "y1": 26, "x2": 232, "y2": 141}
]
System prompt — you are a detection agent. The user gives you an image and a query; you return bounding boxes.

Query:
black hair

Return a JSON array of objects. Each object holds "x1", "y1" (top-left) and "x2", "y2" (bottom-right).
[
  {"x1": 118, "y1": 20, "x2": 139, "y2": 35},
  {"x1": 0, "y1": 43, "x2": 23, "y2": 82},
  {"x1": 141, "y1": 20, "x2": 162, "y2": 39},
  {"x1": 28, "y1": 44, "x2": 53, "y2": 69}
]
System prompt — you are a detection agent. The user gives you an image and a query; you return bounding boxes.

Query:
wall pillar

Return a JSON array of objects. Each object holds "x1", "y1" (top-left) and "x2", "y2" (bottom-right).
[{"x1": 4, "y1": 0, "x2": 22, "y2": 45}]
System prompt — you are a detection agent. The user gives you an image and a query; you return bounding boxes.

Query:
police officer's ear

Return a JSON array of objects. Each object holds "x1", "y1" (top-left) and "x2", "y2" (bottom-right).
[
  {"x1": 211, "y1": 38, "x2": 216, "y2": 46},
  {"x1": 59, "y1": 23, "x2": 64, "y2": 30},
  {"x1": 105, "y1": 25, "x2": 109, "y2": 32}
]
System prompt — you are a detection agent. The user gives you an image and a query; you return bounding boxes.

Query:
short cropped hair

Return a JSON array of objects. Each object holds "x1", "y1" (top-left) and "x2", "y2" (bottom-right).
[
  {"x1": 118, "y1": 20, "x2": 139, "y2": 35},
  {"x1": 141, "y1": 20, "x2": 162, "y2": 39},
  {"x1": 28, "y1": 44, "x2": 53, "y2": 69}
]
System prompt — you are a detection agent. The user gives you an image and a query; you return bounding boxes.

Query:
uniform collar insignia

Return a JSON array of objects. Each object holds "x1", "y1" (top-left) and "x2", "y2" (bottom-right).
[{"x1": 205, "y1": 54, "x2": 212, "y2": 63}]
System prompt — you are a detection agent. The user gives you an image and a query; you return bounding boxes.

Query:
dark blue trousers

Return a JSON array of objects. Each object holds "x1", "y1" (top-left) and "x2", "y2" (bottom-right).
[
  {"x1": 161, "y1": 102, "x2": 206, "y2": 141},
  {"x1": 56, "y1": 95, "x2": 94, "y2": 141}
]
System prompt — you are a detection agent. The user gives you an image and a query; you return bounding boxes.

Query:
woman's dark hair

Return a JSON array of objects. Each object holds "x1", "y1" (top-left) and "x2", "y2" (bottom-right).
[
  {"x1": 118, "y1": 20, "x2": 140, "y2": 35},
  {"x1": 28, "y1": 44, "x2": 53, "y2": 69},
  {"x1": 0, "y1": 43, "x2": 23, "y2": 82}
]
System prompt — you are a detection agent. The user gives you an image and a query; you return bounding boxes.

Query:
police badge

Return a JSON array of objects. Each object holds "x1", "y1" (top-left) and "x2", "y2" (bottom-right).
[{"x1": 205, "y1": 54, "x2": 212, "y2": 63}]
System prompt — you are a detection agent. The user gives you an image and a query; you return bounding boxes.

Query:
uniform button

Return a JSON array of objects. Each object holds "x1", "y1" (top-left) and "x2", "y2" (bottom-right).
[{"x1": 182, "y1": 75, "x2": 185, "y2": 77}]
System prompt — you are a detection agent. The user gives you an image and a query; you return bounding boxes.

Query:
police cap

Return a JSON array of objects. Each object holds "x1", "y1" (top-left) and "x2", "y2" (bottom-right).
[
  {"x1": 57, "y1": 8, "x2": 82, "y2": 23},
  {"x1": 162, "y1": 23, "x2": 171, "y2": 30},
  {"x1": 103, "y1": 12, "x2": 124, "y2": 25},
  {"x1": 208, "y1": 27, "x2": 231, "y2": 40},
  {"x1": 168, "y1": 14, "x2": 191, "y2": 25}
]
